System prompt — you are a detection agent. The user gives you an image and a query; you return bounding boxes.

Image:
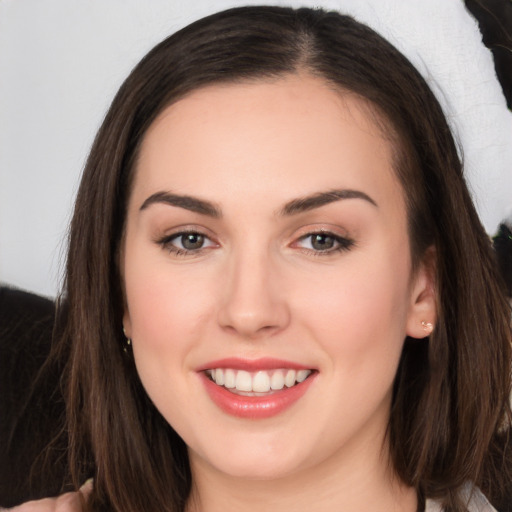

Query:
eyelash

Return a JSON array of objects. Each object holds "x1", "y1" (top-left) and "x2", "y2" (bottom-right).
[
  {"x1": 294, "y1": 231, "x2": 355, "y2": 256},
  {"x1": 157, "y1": 230, "x2": 355, "y2": 257},
  {"x1": 157, "y1": 230, "x2": 216, "y2": 257}
]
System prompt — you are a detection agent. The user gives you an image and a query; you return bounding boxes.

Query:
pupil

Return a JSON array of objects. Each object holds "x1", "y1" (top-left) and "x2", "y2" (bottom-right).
[
  {"x1": 182, "y1": 233, "x2": 204, "y2": 250},
  {"x1": 312, "y1": 234, "x2": 334, "y2": 250}
]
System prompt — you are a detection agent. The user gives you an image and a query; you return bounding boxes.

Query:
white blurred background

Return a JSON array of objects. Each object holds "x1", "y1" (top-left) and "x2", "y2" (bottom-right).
[{"x1": 1, "y1": 0, "x2": 511, "y2": 298}]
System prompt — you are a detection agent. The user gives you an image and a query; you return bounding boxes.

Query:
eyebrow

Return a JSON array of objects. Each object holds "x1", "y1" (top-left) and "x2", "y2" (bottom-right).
[
  {"x1": 140, "y1": 191, "x2": 221, "y2": 218},
  {"x1": 139, "y1": 188, "x2": 377, "y2": 218},
  {"x1": 279, "y1": 189, "x2": 377, "y2": 216}
]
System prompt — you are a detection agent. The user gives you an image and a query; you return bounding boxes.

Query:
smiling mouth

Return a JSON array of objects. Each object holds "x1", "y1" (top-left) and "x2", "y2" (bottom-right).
[{"x1": 204, "y1": 368, "x2": 313, "y2": 396}]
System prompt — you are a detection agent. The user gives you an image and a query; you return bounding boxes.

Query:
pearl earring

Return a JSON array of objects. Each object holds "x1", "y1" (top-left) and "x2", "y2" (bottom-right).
[
  {"x1": 122, "y1": 327, "x2": 132, "y2": 352},
  {"x1": 421, "y1": 321, "x2": 434, "y2": 334}
]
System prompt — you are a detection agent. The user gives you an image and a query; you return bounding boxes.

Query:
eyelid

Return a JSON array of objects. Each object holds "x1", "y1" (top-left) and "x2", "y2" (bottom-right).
[
  {"x1": 290, "y1": 226, "x2": 355, "y2": 254},
  {"x1": 155, "y1": 225, "x2": 219, "y2": 256},
  {"x1": 290, "y1": 224, "x2": 351, "y2": 241},
  {"x1": 154, "y1": 223, "x2": 217, "y2": 241}
]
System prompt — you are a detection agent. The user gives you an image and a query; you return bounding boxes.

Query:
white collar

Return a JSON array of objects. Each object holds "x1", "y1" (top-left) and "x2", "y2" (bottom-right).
[{"x1": 425, "y1": 485, "x2": 497, "y2": 512}]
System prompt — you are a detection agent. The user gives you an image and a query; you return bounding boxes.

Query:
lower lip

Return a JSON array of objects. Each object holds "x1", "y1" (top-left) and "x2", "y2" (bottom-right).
[{"x1": 200, "y1": 372, "x2": 316, "y2": 419}]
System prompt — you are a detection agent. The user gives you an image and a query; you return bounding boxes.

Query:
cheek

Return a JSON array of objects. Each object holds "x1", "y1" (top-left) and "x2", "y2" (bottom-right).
[
  {"x1": 124, "y1": 260, "x2": 218, "y2": 430},
  {"x1": 123, "y1": 251, "x2": 219, "y2": 402},
  {"x1": 125, "y1": 252, "x2": 215, "y2": 346},
  {"x1": 293, "y1": 246, "x2": 412, "y2": 373}
]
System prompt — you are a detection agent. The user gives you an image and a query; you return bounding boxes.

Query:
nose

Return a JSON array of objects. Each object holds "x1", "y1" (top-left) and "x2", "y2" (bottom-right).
[{"x1": 217, "y1": 248, "x2": 290, "y2": 339}]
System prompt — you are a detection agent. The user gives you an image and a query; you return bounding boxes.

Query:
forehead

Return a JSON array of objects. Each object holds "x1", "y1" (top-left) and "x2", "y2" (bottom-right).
[{"x1": 132, "y1": 74, "x2": 403, "y2": 212}]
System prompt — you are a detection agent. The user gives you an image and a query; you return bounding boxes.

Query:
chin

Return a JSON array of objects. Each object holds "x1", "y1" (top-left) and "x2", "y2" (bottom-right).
[
  {"x1": 214, "y1": 457, "x2": 301, "y2": 481},
  {"x1": 189, "y1": 433, "x2": 311, "y2": 481}
]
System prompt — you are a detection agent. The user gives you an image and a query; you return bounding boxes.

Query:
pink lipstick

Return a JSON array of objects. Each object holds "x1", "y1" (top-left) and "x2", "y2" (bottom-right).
[{"x1": 198, "y1": 358, "x2": 316, "y2": 419}]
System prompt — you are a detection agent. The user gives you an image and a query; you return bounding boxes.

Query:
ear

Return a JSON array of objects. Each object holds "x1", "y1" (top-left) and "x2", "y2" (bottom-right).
[{"x1": 406, "y1": 247, "x2": 437, "y2": 339}]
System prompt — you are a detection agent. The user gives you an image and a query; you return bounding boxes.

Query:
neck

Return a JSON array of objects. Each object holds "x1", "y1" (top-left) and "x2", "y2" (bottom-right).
[{"x1": 186, "y1": 438, "x2": 417, "y2": 512}]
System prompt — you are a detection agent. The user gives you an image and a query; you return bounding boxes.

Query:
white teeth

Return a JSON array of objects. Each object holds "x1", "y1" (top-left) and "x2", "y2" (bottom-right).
[
  {"x1": 224, "y1": 369, "x2": 236, "y2": 388},
  {"x1": 285, "y1": 369, "x2": 297, "y2": 387},
  {"x1": 296, "y1": 369, "x2": 310, "y2": 383},
  {"x1": 207, "y1": 368, "x2": 312, "y2": 393},
  {"x1": 252, "y1": 371, "x2": 271, "y2": 392},
  {"x1": 270, "y1": 371, "x2": 285, "y2": 390},
  {"x1": 235, "y1": 370, "x2": 252, "y2": 392},
  {"x1": 214, "y1": 368, "x2": 224, "y2": 386}
]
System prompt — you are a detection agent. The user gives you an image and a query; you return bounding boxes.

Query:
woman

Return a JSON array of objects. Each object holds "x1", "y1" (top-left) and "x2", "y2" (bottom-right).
[{"x1": 11, "y1": 5, "x2": 512, "y2": 512}]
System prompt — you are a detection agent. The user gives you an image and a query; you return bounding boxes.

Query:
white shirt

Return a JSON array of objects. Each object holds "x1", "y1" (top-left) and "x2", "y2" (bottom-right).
[{"x1": 425, "y1": 486, "x2": 498, "y2": 512}]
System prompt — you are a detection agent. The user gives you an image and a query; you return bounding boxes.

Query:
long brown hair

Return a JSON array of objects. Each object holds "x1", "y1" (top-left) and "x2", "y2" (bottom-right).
[{"x1": 56, "y1": 6, "x2": 512, "y2": 511}]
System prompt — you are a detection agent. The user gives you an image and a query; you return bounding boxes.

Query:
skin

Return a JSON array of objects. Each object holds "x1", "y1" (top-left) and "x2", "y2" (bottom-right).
[
  {"x1": 11, "y1": 74, "x2": 435, "y2": 511},
  {"x1": 6, "y1": 480, "x2": 92, "y2": 511},
  {"x1": 122, "y1": 74, "x2": 436, "y2": 512}
]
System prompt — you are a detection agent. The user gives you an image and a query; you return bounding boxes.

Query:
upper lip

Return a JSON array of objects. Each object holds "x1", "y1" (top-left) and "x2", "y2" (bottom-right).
[{"x1": 196, "y1": 357, "x2": 314, "y2": 372}]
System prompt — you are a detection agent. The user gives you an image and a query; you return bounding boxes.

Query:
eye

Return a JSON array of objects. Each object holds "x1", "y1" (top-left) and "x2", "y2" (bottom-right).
[
  {"x1": 158, "y1": 231, "x2": 216, "y2": 255},
  {"x1": 177, "y1": 233, "x2": 207, "y2": 250},
  {"x1": 295, "y1": 232, "x2": 354, "y2": 254}
]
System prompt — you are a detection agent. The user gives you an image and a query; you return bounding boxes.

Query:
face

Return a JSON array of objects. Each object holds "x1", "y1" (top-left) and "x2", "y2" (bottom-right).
[{"x1": 122, "y1": 75, "x2": 434, "y2": 483}]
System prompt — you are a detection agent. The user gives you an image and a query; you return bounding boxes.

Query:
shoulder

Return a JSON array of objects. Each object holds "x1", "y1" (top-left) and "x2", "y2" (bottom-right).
[{"x1": 425, "y1": 486, "x2": 498, "y2": 512}]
